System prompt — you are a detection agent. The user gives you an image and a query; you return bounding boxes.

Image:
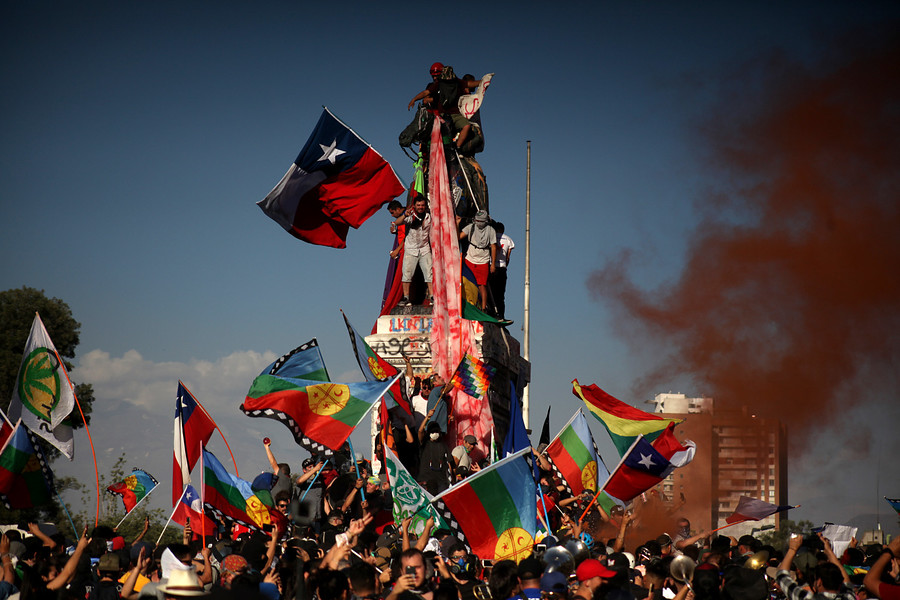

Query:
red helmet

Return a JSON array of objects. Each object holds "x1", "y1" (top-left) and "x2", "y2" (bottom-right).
[{"x1": 430, "y1": 62, "x2": 444, "y2": 75}]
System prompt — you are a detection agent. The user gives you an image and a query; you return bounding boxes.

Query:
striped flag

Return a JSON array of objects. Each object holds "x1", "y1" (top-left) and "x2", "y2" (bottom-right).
[
  {"x1": 107, "y1": 468, "x2": 158, "y2": 514},
  {"x1": 432, "y1": 448, "x2": 536, "y2": 563},
  {"x1": 0, "y1": 420, "x2": 54, "y2": 509},
  {"x1": 573, "y1": 379, "x2": 681, "y2": 457}
]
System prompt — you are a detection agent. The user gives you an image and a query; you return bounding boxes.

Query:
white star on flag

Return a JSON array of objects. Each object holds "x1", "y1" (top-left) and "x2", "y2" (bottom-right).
[
  {"x1": 638, "y1": 453, "x2": 655, "y2": 469},
  {"x1": 317, "y1": 139, "x2": 345, "y2": 164}
]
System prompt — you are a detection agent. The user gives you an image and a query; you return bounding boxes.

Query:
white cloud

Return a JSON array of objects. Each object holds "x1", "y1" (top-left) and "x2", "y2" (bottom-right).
[{"x1": 56, "y1": 348, "x2": 377, "y2": 522}]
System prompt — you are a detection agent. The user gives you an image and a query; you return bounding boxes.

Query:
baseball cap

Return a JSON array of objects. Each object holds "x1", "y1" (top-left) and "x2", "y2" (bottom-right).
[
  {"x1": 576, "y1": 558, "x2": 616, "y2": 581},
  {"x1": 540, "y1": 571, "x2": 568, "y2": 594},
  {"x1": 464, "y1": 435, "x2": 477, "y2": 445}
]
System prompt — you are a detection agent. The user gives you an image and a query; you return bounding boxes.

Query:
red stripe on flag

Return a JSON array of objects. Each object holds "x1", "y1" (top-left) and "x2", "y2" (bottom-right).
[
  {"x1": 319, "y1": 148, "x2": 406, "y2": 228},
  {"x1": 442, "y1": 478, "x2": 500, "y2": 559},
  {"x1": 546, "y1": 445, "x2": 586, "y2": 495}
]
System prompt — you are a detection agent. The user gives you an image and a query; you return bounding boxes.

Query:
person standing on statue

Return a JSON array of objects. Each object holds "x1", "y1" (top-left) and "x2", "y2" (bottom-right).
[
  {"x1": 459, "y1": 210, "x2": 498, "y2": 312},
  {"x1": 394, "y1": 198, "x2": 433, "y2": 306},
  {"x1": 490, "y1": 221, "x2": 514, "y2": 319}
]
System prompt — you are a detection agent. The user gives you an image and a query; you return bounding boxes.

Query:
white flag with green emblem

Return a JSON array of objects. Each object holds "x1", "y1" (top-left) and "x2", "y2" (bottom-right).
[
  {"x1": 384, "y1": 447, "x2": 446, "y2": 535},
  {"x1": 8, "y1": 313, "x2": 75, "y2": 458}
]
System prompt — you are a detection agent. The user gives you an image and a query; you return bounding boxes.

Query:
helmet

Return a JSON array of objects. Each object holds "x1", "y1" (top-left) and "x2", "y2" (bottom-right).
[{"x1": 580, "y1": 532, "x2": 595, "y2": 549}]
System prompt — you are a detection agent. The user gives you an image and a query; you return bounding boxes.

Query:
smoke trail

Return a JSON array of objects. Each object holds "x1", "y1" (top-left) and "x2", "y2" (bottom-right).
[{"x1": 588, "y1": 29, "x2": 900, "y2": 447}]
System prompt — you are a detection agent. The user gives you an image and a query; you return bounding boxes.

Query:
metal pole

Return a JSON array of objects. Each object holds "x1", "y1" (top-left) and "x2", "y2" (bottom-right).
[{"x1": 523, "y1": 141, "x2": 531, "y2": 429}]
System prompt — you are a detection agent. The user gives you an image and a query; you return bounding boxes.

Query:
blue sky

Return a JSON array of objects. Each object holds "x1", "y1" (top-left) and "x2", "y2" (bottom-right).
[{"x1": 2, "y1": 1, "x2": 898, "y2": 535}]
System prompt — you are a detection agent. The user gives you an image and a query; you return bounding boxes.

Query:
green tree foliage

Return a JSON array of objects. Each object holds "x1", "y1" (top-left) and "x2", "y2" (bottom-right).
[
  {"x1": 0, "y1": 286, "x2": 93, "y2": 426},
  {"x1": 68, "y1": 453, "x2": 181, "y2": 545},
  {"x1": 0, "y1": 287, "x2": 98, "y2": 525},
  {"x1": 758, "y1": 518, "x2": 816, "y2": 550}
]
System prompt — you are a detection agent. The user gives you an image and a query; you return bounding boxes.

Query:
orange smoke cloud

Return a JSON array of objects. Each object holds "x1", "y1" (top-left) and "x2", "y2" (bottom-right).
[{"x1": 588, "y1": 30, "x2": 900, "y2": 447}]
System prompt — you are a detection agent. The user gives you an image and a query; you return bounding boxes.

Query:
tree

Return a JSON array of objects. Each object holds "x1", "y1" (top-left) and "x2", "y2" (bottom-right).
[
  {"x1": 0, "y1": 287, "x2": 96, "y2": 524},
  {"x1": 73, "y1": 453, "x2": 181, "y2": 545},
  {"x1": 0, "y1": 286, "x2": 93, "y2": 426}
]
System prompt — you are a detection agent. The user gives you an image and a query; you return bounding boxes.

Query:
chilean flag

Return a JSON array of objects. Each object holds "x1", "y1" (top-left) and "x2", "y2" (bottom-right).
[
  {"x1": 603, "y1": 423, "x2": 696, "y2": 503},
  {"x1": 257, "y1": 108, "x2": 406, "y2": 248},
  {"x1": 173, "y1": 484, "x2": 216, "y2": 537},
  {"x1": 173, "y1": 382, "x2": 215, "y2": 505}
]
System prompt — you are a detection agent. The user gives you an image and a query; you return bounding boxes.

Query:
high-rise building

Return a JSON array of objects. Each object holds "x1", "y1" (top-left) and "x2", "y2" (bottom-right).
[{"x1": 651, "y1": 393, "x2": 788, "y2": 537}]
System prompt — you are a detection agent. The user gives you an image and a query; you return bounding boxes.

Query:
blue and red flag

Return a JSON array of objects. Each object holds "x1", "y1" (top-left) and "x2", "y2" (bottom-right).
[
  {"x1": 258, "y1": 108, "x2": 406, "y2": 248},
  {"x1": 0, "y1": 421, "x2": 54, "y2": 509},
  {"x1": 173, "y1": 382, "x2": 216, "y2": 505},
  {"x1": 342, "y1": 312, "x2": 411, "y2": 415},
  {"x1": 173, "y1": 484, "x2": 216, "y2": 535},
  {"x1": 602, "y1": 424, "x2": 695, "y2": 503},
  {"x1": 107, "y1": 468, "x2": 158, "y2": 514},
  {"x1": 725, "y1": 496, "x2": 796, "y2": 524}
]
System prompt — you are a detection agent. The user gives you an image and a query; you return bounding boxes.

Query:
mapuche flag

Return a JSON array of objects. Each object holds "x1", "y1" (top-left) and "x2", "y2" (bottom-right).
[
  {"x1": 257, "y1": 108, "x2": 406, "y2": 248},
  {"x1": 0, "y1": 421, "x2": 54, "y2": 509},
  {"x1": 241, "y1": 372, "x2": 398, "y2": 454},
  {"x1": 203, "y1": 450, "x2": 273, "y2": 531},
  {"x1": 432, "y1": 448, "x2": 536, "y2": 563},
  {"x1": 260, "y1": 339, "x2": 329, "y2": 382},
  {"x1": 573, "y1": 379, "x2": 681, "y2": 457},
  {"x1": 107, "y1": 468, "x2": 158, "y2": 514},
  {"x1": 7, "y1": 313, "x2": 75, "y2": 459},
  {"x1": 544, "y1": 410, "x2": 607, "y2": 497},
  {"x1": 342, "y1": 312, "x2": 410, "y2": 414}
]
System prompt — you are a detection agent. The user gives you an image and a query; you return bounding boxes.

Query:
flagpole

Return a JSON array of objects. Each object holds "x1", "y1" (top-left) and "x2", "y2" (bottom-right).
[
  {"x1": 530, "y1": 450, "x2": 551, "y2": 537},
  {"x1": 299, "y1": 459, "x2": 329, "y2": 503},
  {"x1": 156, "y1": 488, "x2": 187, "y2": 545},
  {"x1": 53, "y1": 348, "x2": 100, "y2": 526},
  {"x1": 200, "y1": 442, "x2": 205, "y2": 544},
  {"x1": 54, "y1": 488, "x2": 78, "y2": 537},
  {"x1": 579, "y1": 436, "x2": 643, "y2": 523},
  {"x1": 522, "y1": 141, "x2": 531, "y2": 428},
  {"x1": 708, "y1": 505, "x2": 801, "y2": 535},
  {"x1": 347, "y1": 439, "x2": 366, "y2": 502},
  {"x1": 114, "y1": 484, "x2": 158, "y2": 530},
  {"x1": 186, "y1": 384, "x2": 239, "y2": 477}
]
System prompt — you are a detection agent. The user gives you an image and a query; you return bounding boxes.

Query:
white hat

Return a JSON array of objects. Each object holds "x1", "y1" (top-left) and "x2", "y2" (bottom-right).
[{"x1": 158, "y1": 569, "x2": 209, "y2": 597}]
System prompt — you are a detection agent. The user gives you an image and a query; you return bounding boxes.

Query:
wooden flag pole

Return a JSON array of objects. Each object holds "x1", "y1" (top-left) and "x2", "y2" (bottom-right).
[{"x1": 54, "y1": 348, "x2": 100, "y2": 526}]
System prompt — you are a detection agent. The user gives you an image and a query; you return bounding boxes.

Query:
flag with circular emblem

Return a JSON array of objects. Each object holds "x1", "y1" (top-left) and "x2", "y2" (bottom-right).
[
  {"x1": 543, "y1": 410, "x2": 619, "y2": 516},
  {"x1": 7, "y1": 313, "x2": 75, "y2": 459},
  {"x1": 342, "y1": 312, "x2": 411, "y2": 414},
  {"x1": 431, "y1": 447, "x2": 536, "y2": 563},
  {"x1": 241, "y1": 372, "x2": 398, "y2": 452}
]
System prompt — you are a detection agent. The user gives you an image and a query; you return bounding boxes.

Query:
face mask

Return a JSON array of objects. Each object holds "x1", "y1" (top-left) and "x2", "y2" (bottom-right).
[
  {"x1": 430, "y1": 432, "x2": 440, "y2": 441},
  {"x1": 475, "y1": 220, "x2": 487, "y2": 229}
]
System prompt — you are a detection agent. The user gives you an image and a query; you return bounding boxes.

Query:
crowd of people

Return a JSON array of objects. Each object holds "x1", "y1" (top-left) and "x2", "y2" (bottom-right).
[{"x1": 2, "y1": 459, "x2": 897, "y2": 600}]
